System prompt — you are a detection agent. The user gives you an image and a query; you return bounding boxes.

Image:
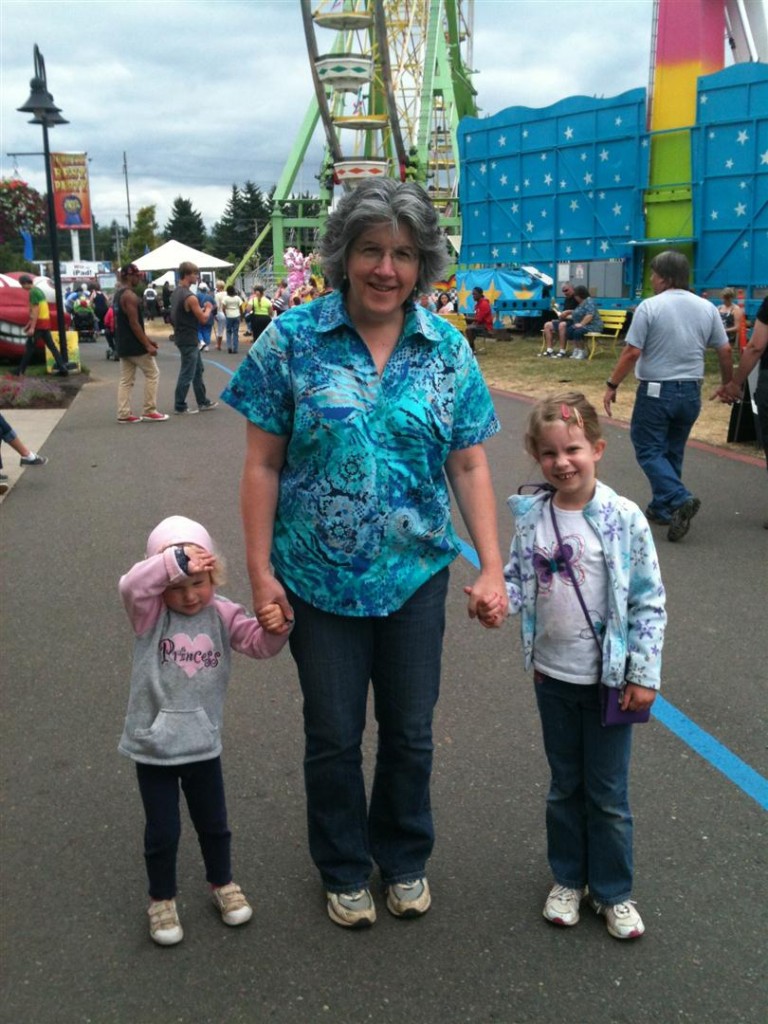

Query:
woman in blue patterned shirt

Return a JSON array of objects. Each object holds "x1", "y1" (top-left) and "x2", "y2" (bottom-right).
[
  {"x1": 222, "y1": 179, "x2": 507, "y2": 929},
  {"x1": 551, "y1": 285, "x2": 603, "y2": 361}
]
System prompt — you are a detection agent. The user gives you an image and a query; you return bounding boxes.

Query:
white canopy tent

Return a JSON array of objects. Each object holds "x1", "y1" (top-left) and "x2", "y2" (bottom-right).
[
  {"x1": 132, "y1": 240, "x2": 232, "y2": 273},
  {"x1": 150, "y1": 270, "x2": 176, "y2": 288}
]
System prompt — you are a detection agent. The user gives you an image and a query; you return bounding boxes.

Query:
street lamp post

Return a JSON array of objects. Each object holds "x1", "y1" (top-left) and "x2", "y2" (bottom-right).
[{"x1": 17, "y1": 45, "x2": 70, "y2": 364}]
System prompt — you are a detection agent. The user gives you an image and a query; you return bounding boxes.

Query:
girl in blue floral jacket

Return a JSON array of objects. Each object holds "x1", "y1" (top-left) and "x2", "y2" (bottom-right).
[{"x1": 479, "y1": 392, "x2": 665, "y2": 942}]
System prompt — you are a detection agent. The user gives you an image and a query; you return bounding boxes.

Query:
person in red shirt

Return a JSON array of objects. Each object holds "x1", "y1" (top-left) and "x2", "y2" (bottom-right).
[{"x1": 465, "y1": 287, "x2": 494, "y2": 353}]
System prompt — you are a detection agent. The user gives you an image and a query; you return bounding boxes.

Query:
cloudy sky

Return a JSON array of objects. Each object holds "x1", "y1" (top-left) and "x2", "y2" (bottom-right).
[{"x1": 0, "y1": 0, "x2": 758, "y2": 235}]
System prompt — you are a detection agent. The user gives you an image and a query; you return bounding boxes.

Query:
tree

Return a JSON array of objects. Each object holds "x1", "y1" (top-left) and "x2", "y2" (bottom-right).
[
  {"x1": 0, "y1": 178, "x2": 47, "y2": 265},
  {"x1": 210, "y1": 181, "x2": 272, "y2": 263},
  {"x1": 93, "y1": 219, "x2": 129, "y2": 266},
  {"x1": 164, "y1": 196, "x2": 207, "y2": 249},
  {"x1": 124, "y1": 205, "x2": 159, "y2": 261},
  {"x1": 0, "y1": 243, "x2": 35, "y2": 274}
]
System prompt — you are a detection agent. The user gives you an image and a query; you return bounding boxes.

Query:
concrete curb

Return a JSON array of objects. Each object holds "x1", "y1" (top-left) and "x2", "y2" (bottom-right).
[{"x1": 0, "y1": 407, "x2": 68, "y2": 503}]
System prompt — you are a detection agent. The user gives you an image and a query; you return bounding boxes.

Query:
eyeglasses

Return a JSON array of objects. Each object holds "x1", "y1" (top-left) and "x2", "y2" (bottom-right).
[{"x1": 351, "y1": 244, "x2": 419, "y2": 267}]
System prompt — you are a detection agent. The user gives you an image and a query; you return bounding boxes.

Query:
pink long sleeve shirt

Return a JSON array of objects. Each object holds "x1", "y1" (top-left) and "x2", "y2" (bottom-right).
[{"x1": 118, "y1": 548, "x2": 288, "y2": 766}]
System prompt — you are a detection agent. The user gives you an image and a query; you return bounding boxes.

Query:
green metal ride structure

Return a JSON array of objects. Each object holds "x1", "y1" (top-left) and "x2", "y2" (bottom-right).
[{"x1": 231, "y1": 0, "x2": 477, "y2": 281}]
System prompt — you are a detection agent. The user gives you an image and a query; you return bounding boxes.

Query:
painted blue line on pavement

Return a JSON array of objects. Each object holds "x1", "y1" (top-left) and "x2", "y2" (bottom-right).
[
  {"x1": 458, "y1": 539, "x2": 768, "y2": 810},
  {"x1": 206, "y1": 358, "x2": 235, "y2": 377},
  {"x1": 651, "y1": 697, "x2": 768, "y2": 810}
]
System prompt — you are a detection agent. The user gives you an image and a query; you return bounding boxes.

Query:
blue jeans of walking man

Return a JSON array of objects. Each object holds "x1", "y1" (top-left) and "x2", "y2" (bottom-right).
[
  {"x1": 174, "y1": 343, "x2": 209, "y2": 413},
  {"x1": 630, "y1": 379, "x2": 701, "y2": 520}
]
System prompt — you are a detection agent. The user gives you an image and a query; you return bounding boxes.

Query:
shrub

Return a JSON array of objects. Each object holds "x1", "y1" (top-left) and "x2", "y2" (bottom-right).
[{"x1": 0, "y1": 375, "x2": 66, "y2": 409}]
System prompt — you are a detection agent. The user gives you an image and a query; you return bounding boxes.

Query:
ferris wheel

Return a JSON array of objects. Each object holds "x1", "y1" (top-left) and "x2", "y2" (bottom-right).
[{"x1": 264, "y1": 0, "x2": 477, "y2": 276}]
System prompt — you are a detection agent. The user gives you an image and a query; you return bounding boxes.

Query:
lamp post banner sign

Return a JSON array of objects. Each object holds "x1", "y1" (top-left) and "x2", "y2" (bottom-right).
[{"x1": 50, "y1": 152, "x2": 91, "y2": 230}]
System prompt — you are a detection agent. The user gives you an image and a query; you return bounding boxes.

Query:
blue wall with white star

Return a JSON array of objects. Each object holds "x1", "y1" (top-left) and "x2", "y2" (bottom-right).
[
  {"x1": 458, "y1": 62, "x2": 767, "y2": 301},
  {"x1": 693, "y1": 63, "x2": 768, "y2": 294}
]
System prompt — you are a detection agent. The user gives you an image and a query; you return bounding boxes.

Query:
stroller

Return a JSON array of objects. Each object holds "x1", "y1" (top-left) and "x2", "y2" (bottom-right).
[{"x1": 72, "y1": 305, "x2": 97, "y2": 344}]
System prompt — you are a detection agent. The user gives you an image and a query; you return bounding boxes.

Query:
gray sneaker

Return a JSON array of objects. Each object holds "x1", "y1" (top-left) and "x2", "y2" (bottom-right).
[
  {"x1": 667, "y1": 497, "x2": 701, "y2": 542},
  {"x1": 326, "y1": 888, "x2": 376, "y2": 928},
  {"x1": 386, "y1": 877, "x2": 431, "y2": 918}
]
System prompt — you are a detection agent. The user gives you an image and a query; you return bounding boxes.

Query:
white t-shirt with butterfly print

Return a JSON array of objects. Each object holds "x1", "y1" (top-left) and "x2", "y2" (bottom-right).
[{"x1": 531, "y1": 506, "x2": 609, "y2": 685}]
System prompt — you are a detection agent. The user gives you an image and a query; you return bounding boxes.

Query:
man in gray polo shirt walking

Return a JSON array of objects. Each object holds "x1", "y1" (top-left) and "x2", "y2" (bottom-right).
[{"x1": 602, "y1": 250, "x2": 732, "y2": 542}]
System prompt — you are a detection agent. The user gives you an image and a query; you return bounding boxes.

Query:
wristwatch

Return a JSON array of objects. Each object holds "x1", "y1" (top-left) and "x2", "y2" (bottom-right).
[{"x1": 605, "y1": 380, "x2": 619, "y2": 390}]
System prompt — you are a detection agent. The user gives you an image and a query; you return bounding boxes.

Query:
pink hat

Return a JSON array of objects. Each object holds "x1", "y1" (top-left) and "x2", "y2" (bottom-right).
[{"x1": 146, "y1": 516, "x2": 213, "y2": 557}]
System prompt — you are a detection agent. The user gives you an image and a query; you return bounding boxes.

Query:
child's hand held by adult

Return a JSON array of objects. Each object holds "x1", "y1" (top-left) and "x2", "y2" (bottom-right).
[
  {"x1": 257, "y1": 601, "x2": 293, "y2": 635},
  {"x1": 464, "y1": 585, "x2": 507, "y2": 628}
]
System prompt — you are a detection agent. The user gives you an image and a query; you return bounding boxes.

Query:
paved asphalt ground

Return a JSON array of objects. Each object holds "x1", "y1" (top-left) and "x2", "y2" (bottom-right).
[{"x1": 1, "y1": 337, "x2": 766, "y2": 1024}]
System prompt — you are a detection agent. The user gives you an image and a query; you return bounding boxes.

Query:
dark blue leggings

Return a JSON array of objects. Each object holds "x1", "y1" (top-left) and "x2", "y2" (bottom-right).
[{"x1": 135, "y1": 757, "x2": 232, "y2": 900}]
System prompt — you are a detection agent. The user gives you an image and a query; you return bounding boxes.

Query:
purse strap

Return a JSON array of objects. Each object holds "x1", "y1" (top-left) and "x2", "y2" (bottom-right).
[{"x1": 548, "y1": 498, "x2": 603, "y2": 665}]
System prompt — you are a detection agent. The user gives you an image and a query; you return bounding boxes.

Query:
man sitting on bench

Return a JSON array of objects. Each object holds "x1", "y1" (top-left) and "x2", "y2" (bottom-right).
[{"x1": 465, "y1": 287, "x2": 494, "y2": 353}]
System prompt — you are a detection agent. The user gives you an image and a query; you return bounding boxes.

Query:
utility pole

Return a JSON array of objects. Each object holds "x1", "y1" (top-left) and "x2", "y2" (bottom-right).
[
  {"x1": 123, "y1": 151, "x2": 132, "y2": 230},
  {"x1": 87, "y1": 154, "x2": 96, "y2": 261}
]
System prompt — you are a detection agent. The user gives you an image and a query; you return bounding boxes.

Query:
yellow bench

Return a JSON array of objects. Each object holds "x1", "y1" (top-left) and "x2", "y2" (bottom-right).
[
  {"x1": 584, "y1": 309, "x2": 628, "y2": 360},
  {"x1": 440, "y1": 311, "x2": 489, "y2": 352},
  {"x1": 541, "y1": 308, "x2": 628, "y2": 359},
  {"x1": 441, "y1": 312, "x2": 468, "y2": 332}
]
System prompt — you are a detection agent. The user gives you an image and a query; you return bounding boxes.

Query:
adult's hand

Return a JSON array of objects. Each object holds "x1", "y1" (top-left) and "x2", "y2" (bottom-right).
[
  {"x1": 252, "y1": 572, "x2": 294, "y2": 628},
  {"x1": 445, "y1": 443, "x2": 507, "y2": 629},
  {"x1": 602, "y1": 344, "x2": 641, "y2": 417},
  {"x1": 711, "y1": 381, "x2": 740, "y2": 403},
  {"x1": 464, "y1": 568, "x2": 508, "y2": 628},
  {"x1": 603, "y1": 386, "x2": 618, "y2": 417}
]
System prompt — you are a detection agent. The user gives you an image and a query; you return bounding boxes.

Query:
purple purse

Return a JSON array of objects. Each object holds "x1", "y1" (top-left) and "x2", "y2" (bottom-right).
[
  {"x1": 547, "y1": 498, "x2": 650, "y2": 727},
  {"x1": 599, "y1": 680, "x2": 651, "y2": 726}
]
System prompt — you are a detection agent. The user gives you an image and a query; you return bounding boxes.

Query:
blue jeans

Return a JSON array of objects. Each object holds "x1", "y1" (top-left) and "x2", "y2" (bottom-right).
[
  {"x1": 135, "y1": 757, "x2": 232, "y2": 900},
  {"x1": 534, "y1": 674, "x2": 634, "y2": 905},
  {"x1": 174, "y1": 344, "x2": 208, "y2": 412},
  {"x1": 284, "y1": 569, "x2": 449, "y2": 891},
  {"x1": 755, "y1": 366, "x2": 768, "y2": 471},
  {"x1": 630, "y1": 379, "x2": 701, "y2": 518},
  {"x1": 225, "y1": 317, "x2": 240, "y2": 352}
]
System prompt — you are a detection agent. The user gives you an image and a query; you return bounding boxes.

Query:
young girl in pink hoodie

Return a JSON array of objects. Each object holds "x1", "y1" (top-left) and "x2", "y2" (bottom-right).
[{"x1": 118, "y1": 515, "x2": 291, "y2": 946}]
